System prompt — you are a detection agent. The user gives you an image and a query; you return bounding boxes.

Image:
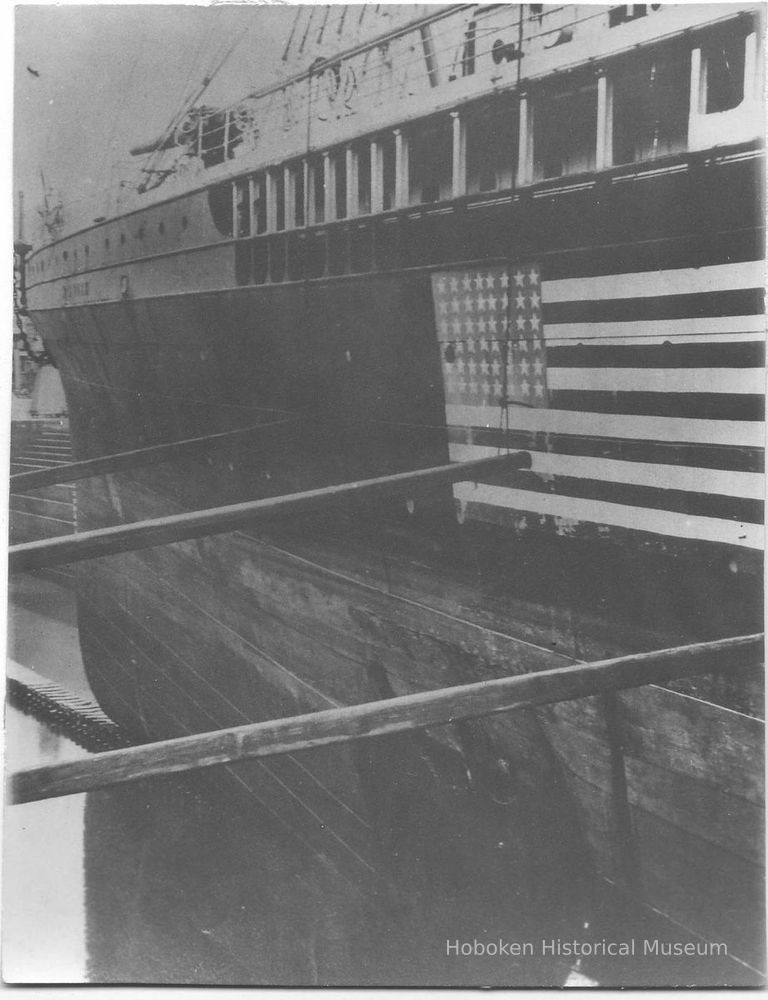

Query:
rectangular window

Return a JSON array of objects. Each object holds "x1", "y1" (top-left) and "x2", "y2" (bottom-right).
[
  {"x1": 234, "y1": 179, "x2": 250, "y2": 237},
  {"x1": 381, "y1": 135, "x2": 396, "y2": 211},
  {"x1": 408, "y1": 117, "x2": 452, "y2": 205},
  {"x1": 333, "y1": 151, "x2": 347, "y2": 220},
  {"x1": 357, "y1": 143, "x2": 371, "y2": 214},
  {"x1": 534, "y1": 83, "x2": 597, "y2": 180},
  {"x1": 613, "y1": 50, "x2": 690, "y2": 164},
  {"x1": 294, "y1": 164, "x2": 306, "y2": 227},
  {"x1": 466, "y1": 101, "x2": 518, "y2": 193},
  {"x1": 252, "y1": 173, "x2": 267, "y2": 234},
  {"x1": 309, "y1": 157, "x2": 325, "y2": 224},
  {"x1": 275, "y1": 170, "x2": 286, "y2": 231},
  {"x1": 704, "y1": 33, "x2": 746, "y2": 114}
]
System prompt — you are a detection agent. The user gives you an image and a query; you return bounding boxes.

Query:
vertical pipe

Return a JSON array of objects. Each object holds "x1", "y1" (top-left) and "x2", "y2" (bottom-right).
[
  {"x1": 346, "y1": 146, "x2": 357, "y2": 218},
  {"x1": 370, "y1": 139, "x2": 383, "y2": 213},
  {"x1": 323, "y1": 151, "x2": 334, "y2": 221},
  {"x1": 451, "y1": 111, "x2": 466, "y2": 198},
  {"x1": 688, "y1": 47, "x2": 702, "y2": 149},
  {"x1": 517, "y1": 92, "x2": 532, "y2": 185},
  {"x1": 394, "y1": 128, "x2": 408, "y2": 207},
  {"x1": 596, "y1": 71, "x2": 613, "y2": 170}
]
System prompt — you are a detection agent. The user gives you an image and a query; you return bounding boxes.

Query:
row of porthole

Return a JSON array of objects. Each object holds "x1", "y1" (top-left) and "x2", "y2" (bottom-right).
[{"x1": 31, "y1": 214, "x2": 191, "y2": 275}]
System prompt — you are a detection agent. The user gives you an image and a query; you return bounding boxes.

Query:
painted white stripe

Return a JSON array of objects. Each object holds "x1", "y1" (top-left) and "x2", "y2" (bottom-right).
[
  {"x1": 543, "y1": 315, "x2": 766, "y2": 342},
  {"x1": 448, "y1": 442, "x2": 765, "y2": 500},
  {"x1": 547, "y1": 366, "x2": 765, "y2": 395},
  {"x1": 543, "y1": 261, "x2": 765, "y2": 303},
  {"x1": 452, "y1": 482, "x2": 764, "y2": 550},
  {"x1": 444, "y1": 404, "x2": 765, "y2": 449}
]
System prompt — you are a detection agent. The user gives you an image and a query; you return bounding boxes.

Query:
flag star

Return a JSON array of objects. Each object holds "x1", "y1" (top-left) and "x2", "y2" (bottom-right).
[
  {"x1": 479, "y1": 336, "x2": 489, "y2": 351},
  {"x1": 480, "y1": 359, "x2": 490, "y2": 374},
  {"x1": 454, "y1": 339, "x2": 464, "y2": 354},
  {"x1": 514, "y1": 269, "x2": 526, "y2": 287},
  {"x1": 473, "y1": 275, "x2": 483, "y2": 289},
  {"x1": 449, "y1": 277, "x2": 459, "y2": 291},
  {"x1": 499, "y1": 272, "x2": 510, "y2": 288},
  {"x1": 484, "y1": 274, "x2": 495, "y2": 289},
  {"x1": 522, "y1": 381, "x2": 531, "y2": 396},
  {"x1": 452, "y1": 318, "x2": 462, "y2": 336},
  {"x1": 515, "y1": 292, "x2": 526, "y2": 310},
  {"x1": 440, "y1": 321, "x2": 451, "y2": 337},
  {"x1": 529, "y1": 290, "x2": 541, "y2": 308},
  {"x1": 463, "y1": 295, "x2": 474, "y2": 312},
  {"x1": 493, "y1": 379, "x2": 503, "y2": 396},
  {"x1": 491, "y1": 359, "x2": 501, "y2": 376},
  {"x1": 438, "y1": 300, "x2": 449, "y2": 314},
  {"x1": 530, "y1": 314, "x2": 541, "y2": 331},
  {"x1": 477, "y1": 317, "x2": 487, "y2": 334},
  {"x1": 477, "y1": 295, "x2": 487, "y2": 311},
  {"x1": 528, "y1": 267, "x2": 539, "y2": 284},
  {"x1": 467, "y1": 360, "x2": 477, "y2": 375},
  {"x1": 520, "y1": 357, "x2": 530, "y2": 375},
  {"x1": 464, "y1": 318, "x2": 475, "y2": 335},
  {"x1": 500, "y1": 293, "x2": 509, "y2": 310},
  {"x1": 516, "y1": 315, "x2": 526, "y2": 332},
  {"x1": 500, "y1": 317, "x2": 509, "y2": 333},
  {"x1": 437, "y1": 277, "x2": 447, "y2": 293},
  {"x1": 518, "y1": 339, "x2": 528, "y2": 352},
  {"x1": 488, "y1": 318, "x2": 498, "y2": 334},
  {"x1": 487, "y1": 295, "x2": 497, "y2": 310},
  {"x1": 462, "y1": 275, "x2": 473, "y2": 290},
  {"x1": 468, "y1": 379, "x2": 478, "y2": 394},
  {"x1": 534, "y1": 382, "x2": 545, "y2": 397},
  {"x1": 451, "y1": 297, "x2": 461, "y2": 313},
  {"x1": 533, "y1": 358, "x2": 544, "y2": 375}
]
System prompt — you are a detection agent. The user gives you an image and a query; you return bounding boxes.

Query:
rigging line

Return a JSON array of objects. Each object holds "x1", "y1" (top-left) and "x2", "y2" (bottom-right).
[{"x1": 281, "y1": 6, "x2": 303, "y2": 62}]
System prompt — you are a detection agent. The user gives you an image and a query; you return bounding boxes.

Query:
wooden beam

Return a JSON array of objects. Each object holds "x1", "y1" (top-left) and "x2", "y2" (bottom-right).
[
  {"x1": 10, "y1": 419, "x2": 296, "y2": 491},
  {"x1": 10, "y1": 633, "x2": 762, "y2": 805},
  {"x1": 9, "y1": 453, "x2": 531, "y2": 572}
]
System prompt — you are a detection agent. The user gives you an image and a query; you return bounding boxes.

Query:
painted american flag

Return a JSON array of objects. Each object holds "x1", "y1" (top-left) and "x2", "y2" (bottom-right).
[
  {"x1": 431, "y1": 263, "x2": 548, "y2": 410},
  {"x1": 431, "y1": 257, "x2": 764, "y2": 554}
]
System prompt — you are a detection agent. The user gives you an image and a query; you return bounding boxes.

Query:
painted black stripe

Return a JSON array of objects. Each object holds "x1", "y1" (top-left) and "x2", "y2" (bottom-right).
[
  {"x1": 475, "y1": 471, "x2": 763, "y2": 525},
  {"x1": 543, "y1": 288, "x2": 764, "y2": 326},
  {"x1": 536, "y1": 229, "x2": 764, "y2": 283},
  {"x1": 549, "y1": 390, "x2": 764, "y2": 422},
  {"x1": 448, "y1": 426, "x2": 764, "y2": 474},
  {"x1": 548, "y1": 341, "x2": 765, "y2": 369}
]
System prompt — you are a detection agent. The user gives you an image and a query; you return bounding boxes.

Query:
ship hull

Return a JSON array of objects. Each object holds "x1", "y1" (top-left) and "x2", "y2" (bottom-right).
[{"x1": 29, "y1": 263, "x2": 765, "y2": 978}]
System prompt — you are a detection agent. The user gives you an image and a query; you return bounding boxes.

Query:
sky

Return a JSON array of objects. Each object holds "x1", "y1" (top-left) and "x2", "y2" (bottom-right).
[{"x1": 13, "y1": 3, "x2": 299, "y2": 241}]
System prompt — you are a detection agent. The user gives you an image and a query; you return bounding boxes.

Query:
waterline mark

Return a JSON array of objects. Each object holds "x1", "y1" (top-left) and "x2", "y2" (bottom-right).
[{"x1": 446, "y1": 938, "x2": 728, "y2": 958}]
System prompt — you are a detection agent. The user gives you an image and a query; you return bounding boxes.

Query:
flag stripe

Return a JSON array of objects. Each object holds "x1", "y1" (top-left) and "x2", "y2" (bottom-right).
[
  {"x1": 543, "y1": 288, "x2": 763, "y2": 325},
  {"x1": 544, "y1": 261, "x2": 764, "y2": 303},
  {"x1": 545, "y1": 315, "x2": 765, "y2": 344},
  {"x1": 448, "y1": 443, "x2": 764, "y2": 503},
  {"x1": 547, "y1": 367, "x2": 764, "y2": 394},
  {"x1": 548, "y1": 390, "x2": 763, "y2": 422},
  {"x1": 548, "y1": 341, "x2": 765, "y2": 369},
  {"x1": 444, "y1": 404, "x2": 764, "y2": 449},
  {"x1": 452, "y1": 482, "x2": 764, "y2": 550},
  {"x1": 447, "y1": 425, "x2": 764, "y2": 474}
]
